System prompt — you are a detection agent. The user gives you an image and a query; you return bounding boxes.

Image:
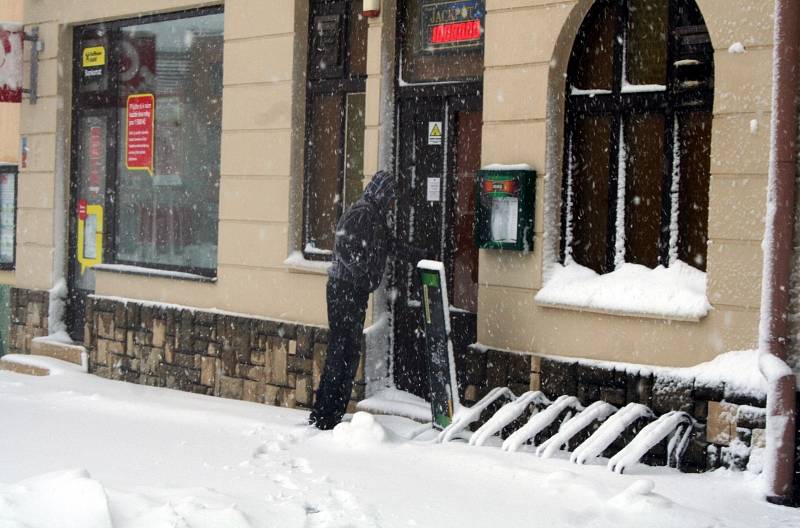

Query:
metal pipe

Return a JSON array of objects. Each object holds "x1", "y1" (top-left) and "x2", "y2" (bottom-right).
[{"x1": 758, "y1": 0, "x2": 799, "y2": 505}]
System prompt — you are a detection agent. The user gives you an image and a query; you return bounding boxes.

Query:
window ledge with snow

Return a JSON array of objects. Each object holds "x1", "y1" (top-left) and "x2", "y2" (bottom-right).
[
  {"x1": 534, "y1": 261, "x2": 711, "y2": 322},
  {"x1": 283, "y1": 251, "x2": 331, "y2": 275},
  {"x1": 93, "y1": 264, "x2": 216, "y2": 283}
]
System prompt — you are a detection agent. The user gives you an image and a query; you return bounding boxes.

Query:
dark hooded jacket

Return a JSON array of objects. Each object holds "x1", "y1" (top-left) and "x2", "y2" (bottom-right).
[{"x1": 329, "y1": 171, "x2": 426, "y2": 292}]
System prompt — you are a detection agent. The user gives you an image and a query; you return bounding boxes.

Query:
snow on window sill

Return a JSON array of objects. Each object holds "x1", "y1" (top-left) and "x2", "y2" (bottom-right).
[
  {"x1": 284, "y1": 251, "x2": 331, "y2": 275},
  {"x1": 93, "y1": 264, "x2": 217, "y2": 283},
  {"x1": 534, "y1": 261, "x2": 711, "y2": 322}
]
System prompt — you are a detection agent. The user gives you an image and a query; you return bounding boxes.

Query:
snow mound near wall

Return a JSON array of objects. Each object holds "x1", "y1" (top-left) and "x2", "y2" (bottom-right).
[
  {"x1": 686, "y1": 349, "x2": 768, "y2": 398},
  {"x1": 0, "y1": 469, "x2": 252, "y2": 528},
  {"x1": 332, "y1": 412, "x2": 389, "y2": 448}
]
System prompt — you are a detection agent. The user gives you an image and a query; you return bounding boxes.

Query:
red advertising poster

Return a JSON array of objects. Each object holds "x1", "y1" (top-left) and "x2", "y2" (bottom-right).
[
  {"x1": 0, "y1": 24, "x2": 23, "y2": 103},
  {"x1": 126, "y1": 93, "x2": 155, "y2": 175}
]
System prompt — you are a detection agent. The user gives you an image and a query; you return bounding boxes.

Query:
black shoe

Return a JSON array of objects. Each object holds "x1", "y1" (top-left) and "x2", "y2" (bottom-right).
[{"x1": 308, "y1": 414, "x2": 337, "y2": 431}]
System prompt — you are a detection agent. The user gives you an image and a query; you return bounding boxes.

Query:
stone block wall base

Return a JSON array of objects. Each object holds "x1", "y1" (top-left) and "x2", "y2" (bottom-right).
[
  {"x1": 87, "y1": 297, "x2": 363, "y2": 413},
  {"x1": 9, "y1": 288, "x2": 50, "y2": 355}
]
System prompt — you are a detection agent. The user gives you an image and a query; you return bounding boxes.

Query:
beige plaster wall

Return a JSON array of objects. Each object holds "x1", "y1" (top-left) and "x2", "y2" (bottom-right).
[{"x1": 477, "y1": 0, "x2": 773, "y2": 367}]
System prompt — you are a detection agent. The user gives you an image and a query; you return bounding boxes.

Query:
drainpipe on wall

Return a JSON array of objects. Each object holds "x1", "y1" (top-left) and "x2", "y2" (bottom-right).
[{"x1": 758, "y1": 0, "x2": 799, "y2": 506}]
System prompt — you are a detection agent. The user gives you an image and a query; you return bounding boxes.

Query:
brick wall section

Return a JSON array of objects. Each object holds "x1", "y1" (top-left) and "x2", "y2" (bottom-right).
[
  {"x1": 87, "y1": 297, "x2": 365, "y2": 412},
  {"x1": 8, "y1": 287, "x2": 49, "y2": 354}
]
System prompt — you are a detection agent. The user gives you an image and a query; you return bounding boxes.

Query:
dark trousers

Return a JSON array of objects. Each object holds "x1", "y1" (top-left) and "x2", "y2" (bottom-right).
[{"x1": 309, "y1": 277, "x2": 370, "y2": 429}]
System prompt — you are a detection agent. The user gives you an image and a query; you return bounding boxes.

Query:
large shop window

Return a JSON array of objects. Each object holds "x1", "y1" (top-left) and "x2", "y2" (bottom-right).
[
  {"x1": 303, "y1": 0, "x2": 367, "y2": 259},
  {"x1": 562, "y1": 0, "x2": 713, "y2": 274},
  {"x1": 73, "y1": 8, "x2": 223, "y2": 277}
]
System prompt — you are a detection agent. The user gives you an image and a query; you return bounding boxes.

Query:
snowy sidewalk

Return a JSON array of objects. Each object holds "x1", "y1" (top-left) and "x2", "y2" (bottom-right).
[{"x1": 0, "y1": 357, "x2": 797, "y2": 528}]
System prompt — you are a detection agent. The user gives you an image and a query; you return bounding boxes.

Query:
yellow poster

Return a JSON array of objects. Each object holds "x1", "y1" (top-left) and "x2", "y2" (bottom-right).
[{"x1": 82, "y1": 46, "x2": 106, "y2": 68}]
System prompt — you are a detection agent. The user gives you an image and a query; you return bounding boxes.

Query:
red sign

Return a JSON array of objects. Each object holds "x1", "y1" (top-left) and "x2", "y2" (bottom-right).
[
  {"x1": 483, "y1": 179, "x2": 519, "y2": 195},
  {"x1": 77, "y1": 199, "x2": 88, "y2": 220},
  {"x1": 126, "y1": 94, "x2": 155, "y2": 174},
  {"x1": 0, "y1": 25, "x2": 23, "y2": 103},
  {"x1": 88, "y1": 125, "x2": 103, "y2": 195},
  {"x1": 431, "y1": 20, "x2": 481, "y2": 45}
]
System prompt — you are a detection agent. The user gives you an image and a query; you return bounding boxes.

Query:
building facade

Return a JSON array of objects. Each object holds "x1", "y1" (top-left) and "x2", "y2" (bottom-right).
[{"x1": 8, "y1": 0, "x2": 797, "y2": 481}]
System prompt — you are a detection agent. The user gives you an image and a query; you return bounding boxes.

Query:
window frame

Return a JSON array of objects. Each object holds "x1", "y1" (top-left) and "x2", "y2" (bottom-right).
[
  {"x1": 302, "y1": 0, "x2": 368, "y2": 261},
  {"x1": 560, "y1": 0, "x2": 713, "y2": 274},
  {"x1": 0, "y1": 164, "x2": 17, "y2": 271},
  {"x1": 70, "y1": 6, "x2": 224, "y2": 278}
]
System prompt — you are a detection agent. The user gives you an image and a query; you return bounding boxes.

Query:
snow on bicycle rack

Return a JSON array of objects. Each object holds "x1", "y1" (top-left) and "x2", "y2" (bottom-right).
[
  {"x1": 438, "y1": 386, "x2": 516, "y2": 443},
  {"x1": 535, "y1": 401, "x2": 617, "y2": 458},
  {"x1": 501, "y1": 395, "x2": 584, "y2": 452},
  {"x1": 428, "y1": 383, "x2": 697, "y2": 476},
  {"x1": 570, "y1": 402, "x2": 654, "y2": 465},
  {"x1": 607, "y1": 411, "x2": 695, "y2": 474},
  {"x1": 469, "y1": 391, "x2": 551, "y2": 447}
]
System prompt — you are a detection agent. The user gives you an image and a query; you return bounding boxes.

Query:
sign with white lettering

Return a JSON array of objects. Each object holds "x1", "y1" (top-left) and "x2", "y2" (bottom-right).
[{"x1": 126, "y1": 94, "x2": 155, "y2": 175}]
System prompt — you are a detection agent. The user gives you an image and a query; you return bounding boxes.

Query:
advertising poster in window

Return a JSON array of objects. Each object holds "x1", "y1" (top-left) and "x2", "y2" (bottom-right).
[
  {"x1": 126, "y1": 93, "x2": 155, "y2": 175},
  {"x1": 0, "y1": 23, "x2": 23, "y2": 103}
]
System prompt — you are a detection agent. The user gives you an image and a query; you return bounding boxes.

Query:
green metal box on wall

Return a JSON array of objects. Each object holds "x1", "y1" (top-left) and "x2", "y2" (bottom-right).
[{"x1": 475, "y1": 165, "x2": 535, "y2": 251}]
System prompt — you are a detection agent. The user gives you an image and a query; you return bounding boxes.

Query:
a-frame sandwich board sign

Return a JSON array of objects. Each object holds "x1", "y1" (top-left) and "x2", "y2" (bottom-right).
[{"x1": 417, "y1": 260, "x2": 460, "y2": 429}]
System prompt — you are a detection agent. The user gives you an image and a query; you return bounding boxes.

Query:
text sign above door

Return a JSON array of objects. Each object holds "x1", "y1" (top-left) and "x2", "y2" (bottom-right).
[{"x1": 420, "y1": 0, "x2": 484, "y2": 53}]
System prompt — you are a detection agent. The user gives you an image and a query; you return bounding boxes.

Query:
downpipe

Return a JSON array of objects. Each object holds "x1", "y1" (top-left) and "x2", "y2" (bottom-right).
[{"x1": 758, "y1": 0, "x2": 799, "y2": 505}]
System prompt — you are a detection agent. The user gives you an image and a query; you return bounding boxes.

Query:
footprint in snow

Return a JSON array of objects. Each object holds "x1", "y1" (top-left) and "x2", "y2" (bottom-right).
[
  {"x1": 289, "y1": 457, "x2": 313, "y2": 474},
  {"x1": 253, "y1": 441, "x2": 287, "y2": 459},
  {"x1": 271, "y1": 473, "x2": 299, "y2": 490}
]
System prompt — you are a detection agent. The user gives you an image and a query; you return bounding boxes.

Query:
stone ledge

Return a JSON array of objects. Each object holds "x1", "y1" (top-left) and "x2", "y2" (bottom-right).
[
  {"x1": 31, "y1": 339, "x2": 86, "y2": 366},
  {"x1": 0, "y1": 358, "x2": 49, "y2": 376}
]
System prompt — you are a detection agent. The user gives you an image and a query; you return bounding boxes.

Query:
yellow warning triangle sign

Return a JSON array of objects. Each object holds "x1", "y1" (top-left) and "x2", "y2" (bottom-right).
[{"x1": 430, "y1": 123, "x2": 441, "y2": 137}]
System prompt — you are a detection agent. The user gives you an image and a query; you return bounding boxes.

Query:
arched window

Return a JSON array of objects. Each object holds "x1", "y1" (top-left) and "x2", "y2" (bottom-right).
[{"x1": 561, "y1": 0, "x2": 713, "y2": 274}]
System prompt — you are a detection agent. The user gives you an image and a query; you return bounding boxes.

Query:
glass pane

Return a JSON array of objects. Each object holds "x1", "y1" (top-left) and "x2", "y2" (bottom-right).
[
  {"x1": 568, "y1": 0, "x2": 616, "y2": 91},
  {"x1": 0, "y1": 170, "x2": 14, "y2": 264},
  {"x1": 672, "y1": 1, "x2": 713, "y2": 94},
  {"x1": 677, "y1": 111, "x2": 711, "y2": 270},
  {"x1": 348, "y1": 0, "x2": 368, "y2": 76},
  {"x1": 74, "y1": 114, "x2": 110, "y2": 290},
  {"x1": 452, "y1": 110, "x2": 481, "y2": 312},
  {"x1": 114, "y1": 12, "x2": 223, "y2": 272},
  {"x1": 624, "y1": 113, "x2": 665, "y2": 268},
  {"x1": 342, "y1": 92, "x2": 366, "y2": 213},
  {"x1": 626, "y1": 0, "x2": 668, "y2": 86},
  {"x1": 307, "y1": 94, "x2": 344, "y2": 253},
  {"x1": 570, "y1": 115, "x2": 612, "y2": 273},
  {"x1": 400, "y1": 0, "x2": 485, "y2": 84}
]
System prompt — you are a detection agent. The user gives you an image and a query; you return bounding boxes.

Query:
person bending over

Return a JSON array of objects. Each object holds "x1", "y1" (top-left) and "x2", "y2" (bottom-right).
[{"x1": 309, "y1": 170, "x2": 427, "y2": 430}]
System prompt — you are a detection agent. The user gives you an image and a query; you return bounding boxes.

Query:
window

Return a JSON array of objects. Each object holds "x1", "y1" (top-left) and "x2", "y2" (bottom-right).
[
  {"x1": 561, "y1": 0, "x2": 713, "y2": 274},
  {"x1": 0, "y1": 164, "x2": 16, "y2": 269},
  {"x1": 303, "y1": 0, "x2": 368, "y2": 259},
  {"x1": 72, "y1": 8, "x2": 223, "y2": 278}
]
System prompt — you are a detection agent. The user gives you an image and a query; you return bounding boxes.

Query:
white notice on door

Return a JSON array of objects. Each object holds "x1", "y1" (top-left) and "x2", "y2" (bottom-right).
[
  {"x1": 427, "y1": 177, "x2": 441, "y2": 202},
  {"x1": 428, "y1": 121, "x2": 443, "y2": 145}
]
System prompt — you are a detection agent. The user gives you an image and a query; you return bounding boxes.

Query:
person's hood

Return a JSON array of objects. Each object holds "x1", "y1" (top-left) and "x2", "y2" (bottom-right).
[{"x1": 363, "y1": 170, "x2": 396, "y2": 211}]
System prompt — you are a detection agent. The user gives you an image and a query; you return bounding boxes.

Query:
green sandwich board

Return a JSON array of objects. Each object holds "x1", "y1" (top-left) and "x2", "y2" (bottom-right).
[{"x1": 417, "y1": 260, "x2": 460, "y2": 429}]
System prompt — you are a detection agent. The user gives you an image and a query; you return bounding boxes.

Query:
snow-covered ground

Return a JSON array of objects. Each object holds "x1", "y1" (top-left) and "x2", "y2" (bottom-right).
[{"x1": 1, "y1": 357, "x2": 798, "y2": 528}]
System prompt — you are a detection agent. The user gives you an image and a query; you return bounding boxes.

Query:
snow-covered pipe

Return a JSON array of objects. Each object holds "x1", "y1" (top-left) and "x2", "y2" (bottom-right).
[{"x1": 758, "y1": 0, "x2": 799, "y2": 505}]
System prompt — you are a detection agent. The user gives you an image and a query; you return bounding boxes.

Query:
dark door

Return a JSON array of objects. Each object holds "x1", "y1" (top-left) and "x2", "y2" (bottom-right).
[
  {"x1": 392, "y1": 93, "x2": 481, "y2": 399},
  {"x1": 67, "y1": 26, "x2": 118, "y2": 341},
  {"x1": 67, "y1": 109, "x2": 116, "y2": 341}
]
